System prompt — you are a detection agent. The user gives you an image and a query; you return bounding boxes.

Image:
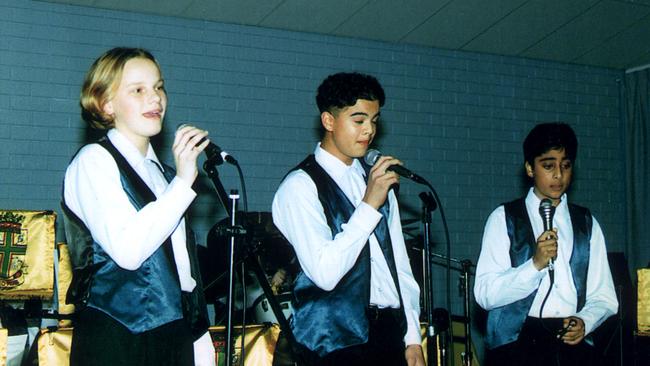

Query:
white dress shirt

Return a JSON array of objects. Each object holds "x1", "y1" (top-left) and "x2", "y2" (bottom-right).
[
  {"x1": 64, "y1": 129, "x2": 196, "y2": 289},
  {"x1": 474, "y1": 188, "x2": 618, "y2": 335},
  {"x1": 64, "y1": 129, "x2": 215, "y2": 366},
  {"x1": 272, "y1": 144, "x2": 422, "y2": 346}
]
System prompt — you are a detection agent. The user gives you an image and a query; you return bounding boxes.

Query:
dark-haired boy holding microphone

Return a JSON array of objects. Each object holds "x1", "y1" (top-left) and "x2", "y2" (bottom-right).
[
  {"x1": 474, "y1": 123, "x2": 618, "y2": 366},
  {"x1": 272, "y1": 72, "x2": 424, "y2": 366}
]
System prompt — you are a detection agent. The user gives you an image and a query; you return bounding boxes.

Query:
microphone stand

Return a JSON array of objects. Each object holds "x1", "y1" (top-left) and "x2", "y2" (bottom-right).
[
  {"x1": 203, "y1": 155, "x2": 242, "y2": 365},
  {"x1": 416, "y1": 178, "x2": 453, "y2": 366},
  {"x1": 204, "y1": 157, "x2": 302, "y2": 366},
  {"x1": 460, "y1": 259, "x2": 473, "y2": 366},
  {"x1": 429, "y1": 252, "x2": 476, "y2": 366},
  {"x1": 203, "y1": 225, "x2": 303, "y2": 366},
  {"x1": 225, "y1": 191, "x2": 240, "y2": 366},
  {"x1": 365, "y1": 158, "x2": 454, "y2": 366},
  {"x1": 204, "y1": 156, "x2": 232, "y2": 215},
  {"x1": 418, "y1": 192, "x2": 445, "y2": 366}
]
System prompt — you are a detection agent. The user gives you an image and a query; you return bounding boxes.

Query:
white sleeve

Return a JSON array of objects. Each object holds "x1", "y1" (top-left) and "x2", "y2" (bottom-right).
[
  {"x1": 575, "y1": 216, "x2": 619, "y2": 335},
  {"x1": 271, "y1": 170, "x2": 382, "y2": 291},
  {"x1": 64, "y1": 145, "x2": 196, "y2": 270},
  {"x1": 473, "y1": 206, "x2": 546, "y2": 310},
  {"x1": 193, "y1": 331, "x2": 216, "y2": 366}
]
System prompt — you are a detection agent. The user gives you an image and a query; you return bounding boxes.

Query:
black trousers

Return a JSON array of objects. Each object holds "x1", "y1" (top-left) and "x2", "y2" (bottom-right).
[
  {"x1": 70, "y1": 307, "x2": 194, "y2": 366},
  {"x1": 486, "y1": 317, "x2": 595, "y2": 366},
  {"x1": 300, "y1": 307, "x2": 407, "y2": 366}
]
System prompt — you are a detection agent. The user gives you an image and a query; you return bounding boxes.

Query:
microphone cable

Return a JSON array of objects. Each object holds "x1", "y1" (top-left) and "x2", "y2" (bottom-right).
[{"x1": 538, "y1": 234, "x2": 558, "y2": 364}]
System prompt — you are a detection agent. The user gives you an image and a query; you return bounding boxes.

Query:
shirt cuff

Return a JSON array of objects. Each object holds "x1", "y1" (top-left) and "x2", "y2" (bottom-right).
[
  {"x1": 574, "y1": 309, "x2": 601, "y2": 336},
  {"x1": 403, "y1": 309, "x2": 423, "y2": 346},
  {"x1": 193, "y1": 331, "x2": 216, "y2": 366},
  {"x1": 347, "y1": 201, "x2": 383, "y2": 234},
  {"x1": 404, "y1": 327, "x2": 423, "y2": 347},
  {"x1": 518, "y1": 258, "x2": 546, "y2": 284}
]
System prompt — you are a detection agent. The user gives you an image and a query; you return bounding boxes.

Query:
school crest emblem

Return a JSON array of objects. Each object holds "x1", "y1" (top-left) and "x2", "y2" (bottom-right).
[
  {"x1": 0, "y1": 210, "x2": 55, "y2": 299},
  {"x1": 0, "y1": 211, "x2": 27, "y2": 288}
]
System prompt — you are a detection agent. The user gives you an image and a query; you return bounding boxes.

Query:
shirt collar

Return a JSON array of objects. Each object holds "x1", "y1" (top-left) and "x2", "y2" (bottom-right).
[
  {"x1": 525, "y1": 186, "x2": 569, "y2": 214},
  {"x1": 314, "y1": 143, "x2": 365, "y2": 181},
  {"x1": 107, "y1": 129, "x2": 162, "y2": 170}
]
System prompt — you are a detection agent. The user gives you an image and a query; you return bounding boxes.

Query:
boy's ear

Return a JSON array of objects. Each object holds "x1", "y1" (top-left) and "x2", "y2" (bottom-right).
[
  {"x1": 525, "y1": 161, "x2": 534, "y2": 177},
  {"x1": 321, "y1": 111, "x2": 335, "y2": 132}
]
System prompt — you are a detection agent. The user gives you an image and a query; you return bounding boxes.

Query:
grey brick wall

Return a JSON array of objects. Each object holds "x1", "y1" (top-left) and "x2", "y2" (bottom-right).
[{"x1": 0, "y1": 0, "x2": 629, "y2": 347}]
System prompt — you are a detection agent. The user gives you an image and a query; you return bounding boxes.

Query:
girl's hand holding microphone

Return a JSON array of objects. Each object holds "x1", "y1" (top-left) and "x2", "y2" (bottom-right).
[{"x1": 173, "y1": 124, "x2": 209, "y2": 185}]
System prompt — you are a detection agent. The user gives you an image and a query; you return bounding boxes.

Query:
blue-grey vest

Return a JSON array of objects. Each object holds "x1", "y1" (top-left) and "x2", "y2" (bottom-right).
[
  {"x1": 288, "y1": 155, "x2": 406, "y2": 356},
  {"x1": 62, "y1": 138, "x2": 208, "y2": 336},
  {"x1": 485, "y1": 197, "x2": 591, "y2": 349}
]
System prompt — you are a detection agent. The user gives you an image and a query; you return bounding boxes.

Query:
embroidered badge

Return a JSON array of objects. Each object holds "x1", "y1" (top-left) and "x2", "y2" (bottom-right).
[{"x1": 0, "y1": 211, "x2": 27, "y2": 288}]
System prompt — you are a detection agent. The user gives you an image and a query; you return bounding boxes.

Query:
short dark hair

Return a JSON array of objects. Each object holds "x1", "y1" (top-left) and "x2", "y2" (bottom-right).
[
  {"x1": 523, "y1": 122, "x2": 578, "y2": 165},
  {"x1": 316, "y1": 72, "x2": 385, "y2": 114}
]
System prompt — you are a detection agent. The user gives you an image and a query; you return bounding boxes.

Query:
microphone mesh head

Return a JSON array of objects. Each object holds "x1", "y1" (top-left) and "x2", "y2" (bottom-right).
[
  {"x1": 538, "y1": 198, "x2": 556, "y2": 228},
  {"x1": 539, "y1": 198, "x2": 552, "y2": 208},
  {"x1": 364, "y1": 149, "x2": 382, "y2": 166}
]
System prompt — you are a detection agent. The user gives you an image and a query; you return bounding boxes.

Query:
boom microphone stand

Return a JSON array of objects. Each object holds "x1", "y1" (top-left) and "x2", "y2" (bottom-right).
[
  {"x1": 365, "y1": 150, "x2": 453, "y2": 365},
  {"x1": 385, "y1": 167, "x2": 452, "y2": 366},
  {"x1": 225, "y1": 191, "x2": 240, "y2": 366},
  {"x1": 418, "y1": 191, "x2": 446, "y2": 366},
  {"x1": 205, "y1": 217, "x2": 302, "y2": 365},
  {"x1": 203, "y1": 157, "x2": 302, "y2": 366},
  {"x1": 460, "y1": 259, "x2": 474, "y2": 366},
  {"x1": 203, "y1": 154, "x2": 232, "y2": 216},
  {"x1": 429, "y1": 252, "x2": 476, "y2": 366}
]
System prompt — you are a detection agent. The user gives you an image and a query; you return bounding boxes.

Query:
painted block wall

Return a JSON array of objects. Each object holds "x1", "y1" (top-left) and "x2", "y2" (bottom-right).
[{"x1": 0, "y1": 0, "x2": 629, "y2": 353}]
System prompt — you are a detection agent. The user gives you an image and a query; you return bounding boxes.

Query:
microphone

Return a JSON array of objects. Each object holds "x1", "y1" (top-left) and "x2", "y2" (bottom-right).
[
  {"x1": 176, "y1": 124, "x2": 236, "y2": 165},
  {"x1": 204, "y1": 141, "x2": 237, "y2": 165},
  {"x1": 363, "y1": 149, "x2": 426, "y2": 184},
  {"x1": 538, "y1": 198, "x2": 556, "y2": 271}
]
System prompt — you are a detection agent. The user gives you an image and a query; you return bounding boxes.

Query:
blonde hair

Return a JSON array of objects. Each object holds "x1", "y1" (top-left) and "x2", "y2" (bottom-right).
[{"x1": 80, "y1": 47, "x2": 160, "y2": 129}]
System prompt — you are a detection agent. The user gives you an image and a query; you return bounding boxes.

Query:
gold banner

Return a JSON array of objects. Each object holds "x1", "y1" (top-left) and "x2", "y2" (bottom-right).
[
  {"x1": 639, "y1": 269, "x2": 650, "y2": 334},
  {"x1": 0, "y1": 328, "x2": 7, "y2": 366},
  {"x1": 421, "y1": 321, "x2": 480, "y2": 366},
  {"x1": 207, "y1": 322, "x2": 481, "y2": 365},
  {"x1": 0, "y1": 210, "x2": 55, "y2": 299},
  {"x1": 33, "y1": 324, "x2": 281, "y2": 366},
  {"x1": 210, "y1": 324, "x2": 281, "y2": 366},
  {"x1": 56, "y1": 243, "x2": 75, "y2": 327},
  {"x1": 37, "y1": 327, "x2": 72, "y2": 366}
]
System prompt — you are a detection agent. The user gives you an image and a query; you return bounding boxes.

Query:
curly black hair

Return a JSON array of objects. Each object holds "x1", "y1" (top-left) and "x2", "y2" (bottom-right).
[
  {"x1": 316, "y1": 72, "x2": 385, "y2": 114},
  {"x1": 523, "y1": 122, "x2": 578, "y2": 165}
]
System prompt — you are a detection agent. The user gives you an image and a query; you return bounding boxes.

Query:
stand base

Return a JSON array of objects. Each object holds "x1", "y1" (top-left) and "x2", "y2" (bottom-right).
[{"x1": 422, "y1": 321, "x2": 480, "y2": 366}]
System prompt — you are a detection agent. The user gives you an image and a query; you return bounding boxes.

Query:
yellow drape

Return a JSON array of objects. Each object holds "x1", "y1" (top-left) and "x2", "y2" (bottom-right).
[
  {"x1": 638, "y1": 269, "x2": 650, "y2": 335},
  {"x1": 0, "y1": 210, "x2": 55, "y2": 299},
  {"x1": 210, "y1": 324, "x2": 281, "y2": 366}
]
